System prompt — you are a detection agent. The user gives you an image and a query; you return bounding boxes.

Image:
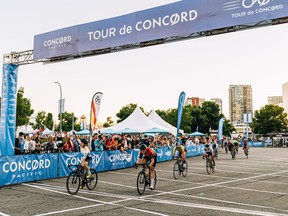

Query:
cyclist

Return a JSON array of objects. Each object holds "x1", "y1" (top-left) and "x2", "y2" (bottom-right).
[
  {"x1": 211, "y1": 140, "x2": 218, "y2": 158},
  {"x1": 243, "y1": 140, "x2": 249, "y2": 155},
  {"x1": 137, "y1": 144, "x2": 157, "y2": 189},
  {"x1": 233, "y1": 138, "x2": 239, "y2": 154},
  {"x1": 203, "y1": 143, "x2": 215, "y2": 166},
  {"x1": 172, "y1": 142, "x2": 187, "y2": 163},
  {"x1": 80, "y1": 138, "x2": 92, "y2": 179}
]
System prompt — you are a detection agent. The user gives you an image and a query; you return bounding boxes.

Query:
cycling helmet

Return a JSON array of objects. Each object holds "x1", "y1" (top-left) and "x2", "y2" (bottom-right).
[
  {"x1": 139, "y1": 144, "x2": 147, "y2": 150},
  {"x1": 81, "y1": 138, "x2": 88, "y2": 145}
]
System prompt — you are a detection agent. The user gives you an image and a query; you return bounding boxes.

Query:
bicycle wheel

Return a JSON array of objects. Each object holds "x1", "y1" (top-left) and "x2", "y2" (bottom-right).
[
  {"x1": 173, "y1": 162, "x2": 180, "y2": 179},
  {"x1": 206, "y1": 159, "x2": 211, "y2": 175},
  {"x1": 244, "y1": 149, "x2": 248, "y2": 158},
  {"x1": 231, "y1": 149, "x2": 236, "y2": 160},
  {"x1": 137, "y1": 171, "x2": 146, "y2": 195},
  {"x1": 182, "y1": 161, "x2": 188, "y2": 177},
  {"x1": 66, "y1": 171, "x2": 80, "y2": 195},
  {"x1": 86, "y1": 169, "x2": 98, "y2": 190}
]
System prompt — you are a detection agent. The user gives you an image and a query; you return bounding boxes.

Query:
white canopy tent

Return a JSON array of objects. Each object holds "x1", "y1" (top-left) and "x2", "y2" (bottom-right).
[
  {"x1": 42, "y1": 128, "x2": 54, "y2": 135},
  {"x1": 101, "y1": 106, "x2": 171, "y2": 134},
  {"x1": 16, "y1": 125, "x2": 35, "y2": 134},
  {"x1": 148, "y1": 110, "x2": 184, "y2": 135}
]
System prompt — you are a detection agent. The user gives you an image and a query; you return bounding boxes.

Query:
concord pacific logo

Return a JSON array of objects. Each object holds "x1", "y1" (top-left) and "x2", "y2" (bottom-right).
[
  {"x1": 2, "y1": 159, "x2": 51, "y2": 173},
  {"x1": 43, "y1": 36, "x2": 72, "y2": 48}
]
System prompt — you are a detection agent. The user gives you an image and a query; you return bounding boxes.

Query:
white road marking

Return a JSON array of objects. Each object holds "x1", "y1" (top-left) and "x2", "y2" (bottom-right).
[{"x1": 23, "y1": 184, "x2": 168, "y2": 216}]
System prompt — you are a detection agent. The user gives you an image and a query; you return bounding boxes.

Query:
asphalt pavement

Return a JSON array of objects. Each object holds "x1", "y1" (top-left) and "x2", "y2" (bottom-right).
[{"x1": 1, "y1": 147, "x2": 288, "y2": 216}]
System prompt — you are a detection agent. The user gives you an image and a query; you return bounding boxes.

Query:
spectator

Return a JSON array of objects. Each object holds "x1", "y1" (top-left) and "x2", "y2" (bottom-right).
[
  {"x1": 95, "y1": 135, "x2": 104, "y2": 151},
  {"x1": 15, "y1": 132, "x2": 25, "y2": 155},
  {"x1": 24, "y1": 135, "x2": 30, "y2": 154},
  {"x1": 29, "y1": 136, "x2": 36, "y2": 154},
  {"x1": 46, "y1": 136, "x2": 54, "y2": 153},
  {"x1": 91, "y1": 134, "x2": 97, "y2": 151}
]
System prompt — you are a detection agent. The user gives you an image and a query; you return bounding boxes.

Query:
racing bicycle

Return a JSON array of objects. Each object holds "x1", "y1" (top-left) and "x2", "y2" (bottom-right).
[
  {"x1": 206, "y1": 155, "x2": 215, "y2": 175},
  {"x1": 173, "y1": 157, "x2": 188, "y2": 179},
  {"x1": 135, "y1": 163, "x2": 157, "y2": 195},
  {"x1": 66, "y1": 164, "x2": 98, "y2": 195}
]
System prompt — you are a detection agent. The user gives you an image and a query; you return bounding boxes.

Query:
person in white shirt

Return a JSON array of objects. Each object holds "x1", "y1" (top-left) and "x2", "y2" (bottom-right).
[{"x1": 80, "y1": 138, "x2": 92, "y2": 178}]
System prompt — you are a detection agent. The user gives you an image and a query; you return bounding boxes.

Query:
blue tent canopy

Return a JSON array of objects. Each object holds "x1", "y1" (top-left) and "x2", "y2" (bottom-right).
[
  {"x1": 76, "y1": 129, "x2": 90, "y2": 135},
  {"x1": 188, "y1": 131, "x2": 206, "y2": 136}
]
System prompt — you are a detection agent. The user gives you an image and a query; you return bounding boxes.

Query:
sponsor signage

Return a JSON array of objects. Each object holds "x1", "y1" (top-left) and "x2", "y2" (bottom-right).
[{"x1": 33, "y1": 0, "x2": 288, "y2": 60}]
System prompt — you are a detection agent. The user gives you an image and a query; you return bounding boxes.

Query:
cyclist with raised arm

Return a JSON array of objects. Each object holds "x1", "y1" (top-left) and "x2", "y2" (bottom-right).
[
  {"x1": 80, "y1": 139, "x2": 92, "y2": 179},
  {"x1": 172, "y1": 142, "x2": 187, "y2": 163},
  {"x1": 203, "y1": 143, "x2": 215, "y2": 166},
  {"x1": 137, "y1": 144, "x2": 157, "y2": 189}
]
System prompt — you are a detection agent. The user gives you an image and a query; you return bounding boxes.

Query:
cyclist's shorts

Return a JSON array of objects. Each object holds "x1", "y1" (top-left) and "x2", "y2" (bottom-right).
[
  {"x1": 144, "y1": 155, "x2": 157, "y2": 167},
  {"x1": 206, "y1": 152, "x2": 213, "y2": 156},
  {"x1": 85, "y1": 155, "x2": 92, "y2": 164}
]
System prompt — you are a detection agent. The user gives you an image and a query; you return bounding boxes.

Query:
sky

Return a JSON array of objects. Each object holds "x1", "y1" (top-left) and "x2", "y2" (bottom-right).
[{"x1": 1, "y1": 0, "x2": 288, "y2": 126}]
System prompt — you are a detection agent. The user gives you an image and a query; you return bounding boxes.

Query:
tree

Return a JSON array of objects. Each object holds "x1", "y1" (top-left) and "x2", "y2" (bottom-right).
[
  {"x1": 223, "y1": 118, "x2": 235, "y2": 137},
  {"x1": 251, "y1": 104, "x2": 288, "y2": 134},
  {"x1": 57, "y1": 112, "x2": 80, "y2": 132},
  {"x1": 45, "y1": 113, "x2": 54, "y2": 130},
  {"x1": 200, "y1": 101, "x2": 221, "y2": 134},
  {"x1": 103, "y1": 116, "x2": 114, "y2": 128},
  {"x1": 34, "y1": 111, "x2": 46, "y2": 129},
  {"x1": 16, "y1": 87, "x2": 34, "y2": 127}
]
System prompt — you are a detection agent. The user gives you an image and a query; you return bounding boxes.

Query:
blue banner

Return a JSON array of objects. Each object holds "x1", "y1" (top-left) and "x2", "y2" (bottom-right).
[
  {"x1": 33, "y1": 0, "x2": 288, "y2": 60},
  {"x1": 176, "y1": 91, "x2": 186, "y2": 137},
  {"x1": 58, "y1": 151, "x2": 105, "y2": 177},
  {"x1": 240, "y1": 141, "x2": 264, "y2": 147},
  {"x1": 0, "y1": 153, "x2": 58, "y2": 187},
  {"x1": 104, "y1": 150, "x2": 134, "y2": 170},
  {"x1": 218, "y1": 118, "x2": 224, "y2": 141},
  {"x1": 0, "y1": 64, "x2": 19, "y2": 157}
]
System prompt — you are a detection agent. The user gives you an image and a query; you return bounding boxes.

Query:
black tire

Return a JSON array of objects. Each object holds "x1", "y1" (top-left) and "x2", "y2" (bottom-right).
[
  {"x1": 66, "y1": 171, "x2": 80, "y2": 195},
  {"x1": 86, "y1": 169, "x2": 98, "y2": 190},
  {"x1": 206, "y1": 159, "x2": 211, "y2": 175},
  {"x1": 137, "y1": 171, "x2": 146, "y2": 195},
  {"x1": 231, "y1": 149, "x2": 236, "y2": 160},
  {"x1": 182, "y1": 161, "x2": 188, "y2": 177},
  {"x1": 244, "y1": 148, "x2": 249, "y2": 158},
  {"x1": 173, "y1": 162, "x2": 180, "y2": 179}
]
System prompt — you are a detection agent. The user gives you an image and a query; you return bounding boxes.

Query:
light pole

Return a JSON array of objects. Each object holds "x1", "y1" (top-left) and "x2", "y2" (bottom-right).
[{"x1": 54, "y1": 82, "x2": 63, "y2": 134}]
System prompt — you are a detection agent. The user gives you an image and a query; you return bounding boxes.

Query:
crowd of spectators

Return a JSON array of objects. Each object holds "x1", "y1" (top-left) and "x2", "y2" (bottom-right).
[{"x1": 16, "y1": 129, "x2": 235, "y2": 155}]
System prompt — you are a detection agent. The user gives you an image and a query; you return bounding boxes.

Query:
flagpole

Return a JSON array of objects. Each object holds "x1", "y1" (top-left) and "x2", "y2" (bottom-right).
[{"x1": 89, "y1": 92, "x2": 103, "y2": 150}]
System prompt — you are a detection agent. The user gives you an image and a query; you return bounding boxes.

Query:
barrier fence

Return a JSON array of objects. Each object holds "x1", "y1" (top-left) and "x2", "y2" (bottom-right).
[{"x1": 0, "y1": 142, "x2": 264, "y2": 187}]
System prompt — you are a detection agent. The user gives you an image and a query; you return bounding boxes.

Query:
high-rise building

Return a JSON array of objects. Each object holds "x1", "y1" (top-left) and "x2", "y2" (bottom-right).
[
  {"x1": 267, "y1": 96, "x2": 283, "y2": 105},
  {"x1": 210, "y1": 98, "x2": 222, "y2": 113},
  {"x1": 229, "y1": 85, "x2": 253, "y2": 124},
  {"x1": 282, "y1": 82, "x2": 288, "y2": 114},
  {"x1": 185, "y1": 97, "x2": 205, "y2": 107}
]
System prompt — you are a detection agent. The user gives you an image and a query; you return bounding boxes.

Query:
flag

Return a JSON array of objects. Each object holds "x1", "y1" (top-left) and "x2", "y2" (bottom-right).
[
  {"x1": 218, "y1": 117, "x2": 224, "y2": 141},
  {"x1": 176, "y1": 91, "x2": 186, "y2": 138},
  {"x1": 89, "y1": 92, "x2": 103, "y2": 134}
]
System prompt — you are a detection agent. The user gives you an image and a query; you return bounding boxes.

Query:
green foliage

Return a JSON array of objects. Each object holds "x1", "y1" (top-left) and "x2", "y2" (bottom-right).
[
  {"x1": 103, "y1": 116, "x2": 114, "y2": 128},
  {"x1": 251, "y1": 104, "x2": 288, "y2": 134},
  {"x1": 57, "y1": 112, "x2": 80, "y2": 132},
  {"x1": 45, "y1": 113, "x2": 54, "y2": 130},
  {"x1": 16, "y1": 87, "x2": 34, "y2": 127},
  {"x1": 223, "y1": 118, "x2": 235, "y2": 136},
  {"x1": 34, "y1": 111, "x2": 46, "y2": 129}
]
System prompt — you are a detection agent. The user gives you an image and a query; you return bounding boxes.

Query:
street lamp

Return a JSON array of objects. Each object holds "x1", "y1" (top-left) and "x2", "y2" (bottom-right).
[{"x1": 54, "y1": 82, "x2": 63, "y2": 134}]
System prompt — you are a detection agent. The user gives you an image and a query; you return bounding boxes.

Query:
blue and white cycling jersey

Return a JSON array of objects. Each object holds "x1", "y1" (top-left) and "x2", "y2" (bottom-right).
[
  {"x1": 202, "y1": 145, "x2": 214, "y2": 154},
  {"x1": 80, "y1": 146, "x2": 90, "y2": 158}
]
